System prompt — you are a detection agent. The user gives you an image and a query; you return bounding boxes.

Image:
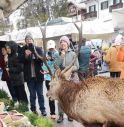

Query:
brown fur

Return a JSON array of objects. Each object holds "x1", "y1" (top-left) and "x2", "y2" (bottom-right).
[{"x1": 48, "y1": 76, "x2": 124, "y2": 127}]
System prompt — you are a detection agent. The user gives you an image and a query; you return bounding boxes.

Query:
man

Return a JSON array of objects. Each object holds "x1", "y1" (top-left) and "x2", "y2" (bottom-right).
[
  {"x1": 78, "y1": 38, "x2": 91, "y2": 80},
  {"x1": 20, "y1": 34, "x2": 47, "y2": 116}
]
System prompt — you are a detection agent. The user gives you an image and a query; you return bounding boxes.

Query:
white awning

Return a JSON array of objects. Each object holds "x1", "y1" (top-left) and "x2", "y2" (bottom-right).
[
  {"x1": 72, "y1": 19, "x2": 114, "y2": 40},
  {"x1": 10, "y1": 19, "x2": 114, "y2": 41}
]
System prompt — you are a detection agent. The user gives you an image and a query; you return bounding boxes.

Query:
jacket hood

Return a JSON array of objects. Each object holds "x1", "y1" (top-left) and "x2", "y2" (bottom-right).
[{"x1": 5, "y1": 41, "x2": 18, "y2": 55}]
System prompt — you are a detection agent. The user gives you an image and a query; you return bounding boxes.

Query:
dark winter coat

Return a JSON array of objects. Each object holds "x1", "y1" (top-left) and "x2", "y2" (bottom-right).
[
  {"x1": 6, "y1": 41, "x2": 24, "y2": 86},
  {"x1": 20, "y1": 44, "x2": 44, "y2": 82},
  {"x1": 78, "y1": 45, "x2": 91, "y2": 73}
]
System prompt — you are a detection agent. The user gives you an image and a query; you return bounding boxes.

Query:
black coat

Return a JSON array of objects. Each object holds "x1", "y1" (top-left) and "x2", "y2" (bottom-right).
[
  {"x1": 20, "y1": 44, "x2": 44, "y2": 82},
  {"x1": 6, "y1": 41, "x2": 24, "y2": 86}
]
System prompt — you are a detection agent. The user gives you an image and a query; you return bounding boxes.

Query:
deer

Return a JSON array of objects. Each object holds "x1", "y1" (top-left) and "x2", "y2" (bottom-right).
[
  {"x1": 47, "y1": 63, "x2": 124, "y2": 127},
  {"x1": 35, "y1": 20, "x2": 124, "y2": 127}
]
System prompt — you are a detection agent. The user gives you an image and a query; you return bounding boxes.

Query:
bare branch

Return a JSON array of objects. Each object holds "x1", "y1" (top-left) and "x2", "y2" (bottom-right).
[
  {"x1": 38, "y1": 19, "x2": 53, "y2": 77},
  {"x1": 74, "y1": 21, "x2": 83, "y2": 56}
]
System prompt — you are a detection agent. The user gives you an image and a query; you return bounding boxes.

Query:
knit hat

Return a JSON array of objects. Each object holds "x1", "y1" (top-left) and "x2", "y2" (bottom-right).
[
  {"x1": 114, "y1": 34, "x2": 124, "y2": 44},
  {"x1": 59, "y1": 36, "x2": 70, "y2": 46},
  {"x1": 25, "y1": 33, "x2": 34, "y2": 41}
]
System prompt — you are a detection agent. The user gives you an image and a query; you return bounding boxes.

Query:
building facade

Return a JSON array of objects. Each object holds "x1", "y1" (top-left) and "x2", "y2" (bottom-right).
[
  {"x1": 69, "y1": 0, "x2": 124, "y2": 33},
  {"x1": 80, "y1": 0, "x2": 123, "y2": 22}
]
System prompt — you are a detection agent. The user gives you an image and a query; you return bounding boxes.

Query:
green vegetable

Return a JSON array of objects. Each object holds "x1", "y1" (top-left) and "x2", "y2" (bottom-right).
[
  {"x1": 0, "y1": 98, "x2": 14, "y2": 111},
  {"x1": 14, "y1": 101, "x2": 28, "y2": 113},
  {"x1": 34, "y1": 117, "x2": 54, "y2": 127},
  {"x1": 23, "y1": 112, "x2": 39, "y2": 125},
  {"x1": 0, "y1": 89, "x2": 10, "y2": 99},
  {"x1": 24, "y1": 112, "x2": 54, "y2": 127}
]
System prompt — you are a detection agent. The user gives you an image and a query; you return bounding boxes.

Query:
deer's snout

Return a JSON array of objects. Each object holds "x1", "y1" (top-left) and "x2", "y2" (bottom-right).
[
  {"x1": 46, "y1": 91, "x2": 50, "y2": 97},
  {"x1": 46, "y1": 91, "x2": 54, "y2": 101}
]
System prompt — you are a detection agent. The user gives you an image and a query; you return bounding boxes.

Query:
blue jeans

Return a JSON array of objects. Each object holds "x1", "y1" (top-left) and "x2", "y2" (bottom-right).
[{"x1": 27, "y1": 78, "x2": 45, "y2": 112}]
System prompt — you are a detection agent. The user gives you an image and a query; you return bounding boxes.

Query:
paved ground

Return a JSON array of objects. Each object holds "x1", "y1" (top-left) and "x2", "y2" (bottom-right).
[{"x1": 0, "y1": 72, "x2": 110, "y2": 127}]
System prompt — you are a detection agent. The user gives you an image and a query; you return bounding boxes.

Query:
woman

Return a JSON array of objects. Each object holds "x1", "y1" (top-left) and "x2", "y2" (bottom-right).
[
  {"x1": 104, "y1": 40, "x2": 121, "y2": 78},
  {"x1": 5, "y1": 41, "x2": 28, "y2": 105},
  {"x1": 42, "y1": 40, "x2": 58, "y2": 119},
  {"x1": 54, "y1": 36, "x2": 79, "y2": 123},
  {"x1": 0, "y1": 47, "x2": 17, "y2": 101},
  {"x1": 89, "y1": 53, "x2": 97, "y2": 76}
]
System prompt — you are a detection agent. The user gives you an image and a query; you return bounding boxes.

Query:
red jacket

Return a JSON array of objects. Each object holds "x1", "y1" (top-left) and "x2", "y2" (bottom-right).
[{"x1": 0, "y1": 54, "x2": 9, "y2": 81}]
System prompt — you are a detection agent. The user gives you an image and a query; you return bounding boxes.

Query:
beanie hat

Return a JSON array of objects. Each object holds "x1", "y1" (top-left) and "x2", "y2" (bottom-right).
[
  {"x1": 47, "y1": 40, "x2": 56, "y2": 49},
  {"x1": 59, "y1": 36, "x2": 70, "y2": 46},
  {"x1": 25, "y1": 33, "x2": 34, "y2": 41}
]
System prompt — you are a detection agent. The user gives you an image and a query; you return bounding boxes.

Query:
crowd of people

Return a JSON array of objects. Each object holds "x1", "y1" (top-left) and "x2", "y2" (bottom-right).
[{"x1": 0, "y1": 33, "x2": 124, "y2": 123}]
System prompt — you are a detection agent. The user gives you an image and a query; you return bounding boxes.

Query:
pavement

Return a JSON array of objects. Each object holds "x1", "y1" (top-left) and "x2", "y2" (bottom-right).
[{"x1": 0, "y1": 72, "x2": 110, "y2": 127}]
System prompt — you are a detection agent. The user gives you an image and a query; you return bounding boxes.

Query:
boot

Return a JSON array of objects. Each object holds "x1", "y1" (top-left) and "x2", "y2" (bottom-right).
[{"x1": 57, "y1": 114, "x2": 64, "y2": 123}]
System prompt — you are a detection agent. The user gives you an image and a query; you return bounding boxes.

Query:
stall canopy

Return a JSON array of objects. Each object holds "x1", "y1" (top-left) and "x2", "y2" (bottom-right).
[
  {"x1": 13, "y1": 23, "x2": 77, "y2": 41},
  {"x1": 0, "y1": 0, "x2": 27, "y2": 19},
  {"x1": 72, "y1": 19, "x2": 114, "y2": 40},
  {"x1": 11, "y1": 18, "x2": 114, "y2": 41}
]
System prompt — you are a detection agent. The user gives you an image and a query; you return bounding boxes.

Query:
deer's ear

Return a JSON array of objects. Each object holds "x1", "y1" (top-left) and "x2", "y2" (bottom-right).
[{"x1": 63, "y1": 66, "x2": 74, "y2": 80}]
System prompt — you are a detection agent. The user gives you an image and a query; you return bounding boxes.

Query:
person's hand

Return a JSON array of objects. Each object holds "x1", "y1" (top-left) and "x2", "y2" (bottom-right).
[
  {"x1": 25, "y1": 50, "x2": 32, "y2": 56},
  {"x1": 44, "y1": 71, "x2": 49, "y2": 74},
  {"x1": 6, "y1": 68, "x2": 9, "y2": 76},
  {"x1": 60, "y1": 50, "x2": 65, "y2": 56},
  {"x1": 6, "y1": 68, "x2": 9, "y2": 71},
  {"x1": 47, "y1": 55, "x2": 52, "y2": 60},
  {"x1": 40, "y1": 70, "x2": 49, "y2": 74}
]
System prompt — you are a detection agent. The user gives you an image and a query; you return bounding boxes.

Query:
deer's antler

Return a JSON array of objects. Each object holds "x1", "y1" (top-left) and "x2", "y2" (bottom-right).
[
  {"x1": 61, "y1": 55, "x2": 77, "y2": 75},
  {"x1": 74, "y1": 21, "x2": 83, "y2": 56}
]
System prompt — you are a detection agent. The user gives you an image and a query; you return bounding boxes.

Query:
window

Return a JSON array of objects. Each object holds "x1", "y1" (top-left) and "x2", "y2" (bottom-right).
[
  {"x1": 101, "y1": 1, "x2": 108, "y2": 10},
  {"x1": 113, "y1": 0, "x2": 122, "y2": 4},
  {"x1": 89, "y1": 5, "x2": 96, "y2": 12}
]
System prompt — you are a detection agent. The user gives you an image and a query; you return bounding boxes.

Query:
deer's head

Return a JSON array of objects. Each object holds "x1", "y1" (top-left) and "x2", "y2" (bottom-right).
[{"x1": 47, "y1": 59, "x2": 76, "y2": 100}]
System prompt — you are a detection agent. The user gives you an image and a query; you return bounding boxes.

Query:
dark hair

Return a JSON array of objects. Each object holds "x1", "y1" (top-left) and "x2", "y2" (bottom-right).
[
  {"x1": 48, "y1": 51, "x2": 54, "y2": 61},
  {"x1": 82, "y1": 38, "x2": 86, "y2": 43}
]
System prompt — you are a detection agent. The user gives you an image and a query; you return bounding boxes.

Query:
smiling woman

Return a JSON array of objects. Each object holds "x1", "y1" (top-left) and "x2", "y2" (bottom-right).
[{"x1": 0, "y1": 0, "x2": 27, "y2": 19}]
